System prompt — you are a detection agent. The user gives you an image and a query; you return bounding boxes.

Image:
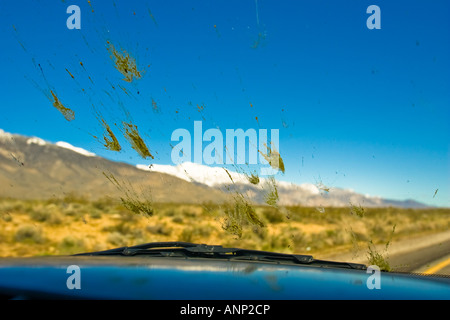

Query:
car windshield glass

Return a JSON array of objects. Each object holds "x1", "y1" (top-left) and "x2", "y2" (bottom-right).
[{"x1": 0, "y1": 0, "x2": 449, "y2": 277}]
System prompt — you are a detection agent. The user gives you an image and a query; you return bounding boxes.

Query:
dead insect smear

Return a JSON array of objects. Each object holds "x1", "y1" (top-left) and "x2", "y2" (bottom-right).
[
  {"x1": 101, "y1": 119, "x2": 121, "y2": 151},
  {"x1": 151, "y1": 98, "x2": 160, "y2": 113},
  {"x1": 264, "y1": 176, "x2": 279, "y2": 207},
  {"x1": 10, "y1": 153, "x2": 24, "y2": 166},
  {"x1": 433, "y1": 189, "x2": 439, "y2": 198},
  {"x1": 107, "y1": 41, "x2": 142, "y2": 82},
  {"x1": 349, "y1": 202, "x2": 365, "y2": 218},
  {"x1": 123, "y1": 122, "x2": 154, "y2": 159},
  {"x1": 223, "y1": 168, "x2": 235, "y2": 184},
  {"x1": 65, "y1": 68, "x2": 75, "y2": 79},
  {"x1": 252, "y1": 32, "x2": 266, "y2": 49},
  {"x1": 246, "y1": 172, "x2": 260, "y2": 185},
  {"x1": 87, "y1": 0, "x2": 94, "y2": 13},
  {"x1": 222, "y1": 194, "x2": 264, "y2": 238},
  {"x1": 367, "y1": 240, "x2": 391, "y2": 272},
  {"x1": 315, "y1": 176, "x2": 330, "y2": 193},
  {"x1": 148, "y1": 9, "x2": 158, "y2": 26},
  {"x1": 50, "y1": 90, "x2": 75, "y2": 121},
  {"x1": 102, "y1": 171, "x2": 154, "y2": 217},
  {"x1": 259, "y1": 144, "x2": 285, "y2": 174},
  {"x1": 316, "y1": 182, "x2": 330, "y2": 193},
  {"x1": 370, "y1": 225, "x2": 396, "y2": 271}
]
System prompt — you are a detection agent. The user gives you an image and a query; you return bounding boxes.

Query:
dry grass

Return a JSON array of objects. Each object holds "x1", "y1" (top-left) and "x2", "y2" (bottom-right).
[{"x1": 0, "y1": 197, "x2": 449, "y2": 260}]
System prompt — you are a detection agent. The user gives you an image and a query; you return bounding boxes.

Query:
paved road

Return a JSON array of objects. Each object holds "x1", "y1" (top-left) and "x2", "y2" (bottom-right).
[
  {"x1": 419, "y1": 254, "x2": 450, "y2": 275},
  {"x1": 388, "y1": 239, "x2": 450, "y2": 275},
  {"x1": 321, "y1": 231, "x2": 450, "y2": 276}
]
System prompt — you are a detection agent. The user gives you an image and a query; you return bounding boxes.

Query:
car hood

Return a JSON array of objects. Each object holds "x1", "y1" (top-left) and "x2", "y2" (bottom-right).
[{"x1": 0, "y1": 255, "x2": 448, "y2": 299}]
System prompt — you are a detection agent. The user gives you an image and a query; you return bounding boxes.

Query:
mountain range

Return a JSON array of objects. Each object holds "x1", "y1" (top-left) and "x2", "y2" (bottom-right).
[{"x1": 0, "y1": 129, "x2": 428, "y2": 208}]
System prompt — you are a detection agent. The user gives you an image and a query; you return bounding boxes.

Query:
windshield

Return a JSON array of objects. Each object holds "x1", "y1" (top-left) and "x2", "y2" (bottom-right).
[{"x1": 0, "y1": 0, "x2": 449, "y2": 280}]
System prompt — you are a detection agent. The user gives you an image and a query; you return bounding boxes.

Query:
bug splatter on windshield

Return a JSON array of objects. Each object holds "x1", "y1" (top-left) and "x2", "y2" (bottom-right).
[
  {"x1": 107, "y1": 41, "x2": 142, "y2": 82},
  {"x1": 50, "y1": 90, "x2": 75, "y2": 121},
  {"x1": 123, "y1": 122, "x2": 154, "y2": 159}
]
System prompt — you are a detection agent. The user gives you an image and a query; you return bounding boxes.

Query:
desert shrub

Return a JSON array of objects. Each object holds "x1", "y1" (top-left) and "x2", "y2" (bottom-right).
[
  {"x1": 146, "y1": 223, "x2": 172, "y2": 236},
  {"x1": 103, "y1": 222, "x2": 130, "y2": 235},
  {"x1": 104, "y1": 222, "x2": 144, "y2": 238},
  {"x1": 325, "y1": 228, "x2": 349, "y2": 246},
  {"x1": 180, "y1": 225, "x2": 214, "y2": 242},
  {"x1": 201, "y1": 201, "x2": 219, "y2": 215},
  {"x1": 163, "y1": 208, "x2": 176, "y2": 217},
  {"x1": 182, "y1": 208, "x2": 197, "y2": 218},
  {"x1": 262, "y1": 208, "x2": 284, "y2": 224},
  {"x1": 89, "y1": 209, "x2": 103, "y2": 219},
  {"x1": 262, "y1": 233, "x2": 291, "y2": 252},
  {"x1": 289, "y1": 231, "x2": 306, "y2": 252},
  {"x1": 284, "y1": 206, "x2": 314, "y2": 222},
  {"x1": 63, "y1": 192, "x2": 89, "y2": 204},
  {"x1": 14, "y1": 225, "x2": 45, "y2": 243},
  {"x1": 251, "y1": 225, "x2": 267, "y2": 240},
  {"x1": 0, "y1": 201, "x2": 24, "y2": 213},
  {"x1": 118, "y1": 210, "x2": 140, "y2": 222},
  {"x1": 63, "y1": 208, "x2": 79, "y2": 217},
  {"x1": 30, "y1": 208, "x2": 63, "y2": 225},
  {"x1": 307, "y1": 232, "x2": 328, "y2": 251},
  {"x1": 172, "y1": 215, "x2": 183, "y2": 224},
  {"x1": 107, "y1": 232, "x2": 128, "y2": 246},
  {"x1": 1, "y1": 212, "x2": 12, "y2": 222},
  {"x1": 62, "y1": 202, "x2": 85, "y2": 217},
  {"x1": 91, "y1": 197, "x2": 114, "y2": 211},
  {"x1": 58, "y1": 236, "x2": 86, "y2": 254}
]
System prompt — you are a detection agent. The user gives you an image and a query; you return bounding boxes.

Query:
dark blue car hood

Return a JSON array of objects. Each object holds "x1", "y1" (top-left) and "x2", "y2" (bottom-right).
[{"x1": 0, "y1": 256, "x2": 448, "y2": 299}]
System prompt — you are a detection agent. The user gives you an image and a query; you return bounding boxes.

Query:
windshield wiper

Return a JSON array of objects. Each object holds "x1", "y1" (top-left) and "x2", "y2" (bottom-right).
[{"x1": 74, "y1": 241, "x2": 367, "y2": 270}]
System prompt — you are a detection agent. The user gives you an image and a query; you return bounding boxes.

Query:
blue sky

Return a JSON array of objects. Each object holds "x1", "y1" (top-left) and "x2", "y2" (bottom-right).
[{"x1": 0, "y1": 0, "x2": 449, "y2": 206}]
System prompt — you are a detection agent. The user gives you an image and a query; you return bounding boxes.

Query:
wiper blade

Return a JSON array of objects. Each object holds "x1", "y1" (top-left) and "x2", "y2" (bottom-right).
[
  {"x1": 74, "y1": 241, "x2": 366, "y2": 270},
  {"x1": 75, "y1": 241, "x2": 202, "y2": 256}
]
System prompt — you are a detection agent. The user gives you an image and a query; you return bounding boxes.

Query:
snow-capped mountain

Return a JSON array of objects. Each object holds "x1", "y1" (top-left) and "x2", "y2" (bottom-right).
[
  {"x1": 0, "y1": 129, "x2": 227, "y2": 203},
  {"x1": 0, "y1": 128, "x2": 429, "y2": 207},
  {"x1": 2, "y1": 129, "x2": 96, "y2": 157},
  {"x1": 54, "y1": 141, "x2": 96, "y2": 157},
  {"x1": 136, "y1": 162, "x2": 249, "y2": 187},
  {"x1": 138, "y1": 161, "x2": 429, "y2": 208}
]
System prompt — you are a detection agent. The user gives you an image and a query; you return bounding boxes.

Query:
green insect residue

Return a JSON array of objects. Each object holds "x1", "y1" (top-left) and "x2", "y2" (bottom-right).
[
  {"x1": 316, "y1": 182, "x2": 330, "y2": 193},
  {"x1": 102, "y1": 171, "x2": 154, "y2": 217},
  {"x1": 221, "y1": 194, "x2": 264, "y2": 239},
  {"x1": 50, "y1": 90, "x2": 75, "y2": 121},
  {"x1": 101, "y1": 119, "x2": 121, "y2": 152},
  {"x1": 221, "y1": 204, "x2": 243, "y2": 238},
  {"x1": 223, "y1": 168, "x2": 235, "y2": 184},
  {"x1": 349, "y1": 202, "x2": 365, "y2": 218},
  {"x1": 237, "y1": 196, "x2": 264, "y2": 228},
  {"x1": 120, "y1": 197, "x2": 154, "y2": 217},
  {"x1": 107, "y1": 41, "x2": 142, "y2": 82},
  {"x1": 246, "y1": 172, "x2": 260, "y2": 185},
  {"x1": 366, "y1": 240, "x2": 391, "y2": 272},
  {"x1": 264, "y1": 176, "x2": 279, "y2": 207},
  {"x1": 259, "y1": 144, "x2": 285, "y2": 174},
  {"x1": 123, "y1": 122, "x2": 154, "y2": 159},
  {"x1": 366, "y1": 224, "x2": 396, "y2": 271}
]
